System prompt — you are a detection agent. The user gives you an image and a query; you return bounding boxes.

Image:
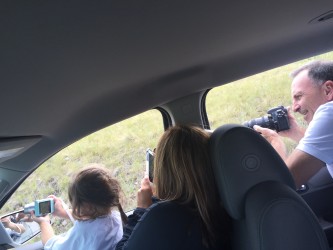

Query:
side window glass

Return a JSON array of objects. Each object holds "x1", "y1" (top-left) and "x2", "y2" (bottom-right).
[
  {"x1": 2, "y1": 109, "x2": 164, "y2": 234},
  {"x1": 205, "y1": 51, "x2": 332, "y2": 154}
]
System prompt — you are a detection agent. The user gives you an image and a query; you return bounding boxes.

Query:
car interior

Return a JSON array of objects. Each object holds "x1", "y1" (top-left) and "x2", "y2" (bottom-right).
[{"x1": 1, "y1": 1, "x2": 333, "y2": 249}]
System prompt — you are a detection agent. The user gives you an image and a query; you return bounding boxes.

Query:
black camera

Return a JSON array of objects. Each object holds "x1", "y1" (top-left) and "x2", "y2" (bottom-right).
[{"x1": 243, "y1": 106, "x2": 290, "y2": 132}]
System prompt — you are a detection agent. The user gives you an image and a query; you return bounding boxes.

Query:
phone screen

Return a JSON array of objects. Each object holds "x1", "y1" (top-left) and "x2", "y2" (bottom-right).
[{"x1": 146, "y1": 148, "x2": 154, "y2": 182}]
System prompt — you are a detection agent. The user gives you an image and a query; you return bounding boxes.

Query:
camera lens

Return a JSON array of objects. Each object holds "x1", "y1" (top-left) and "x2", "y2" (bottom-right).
[
  {"x1": 243, "y1": 116, "x2": 272, "y2": 129},
  {"x1": 243, "y1": 106, "x2": 290, "y2": 132}
]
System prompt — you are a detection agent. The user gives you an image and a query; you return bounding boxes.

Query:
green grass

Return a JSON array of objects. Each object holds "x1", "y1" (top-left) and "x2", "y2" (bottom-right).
[{"x1": 2, "y1": 51, "x2": 333, "y2": 235}]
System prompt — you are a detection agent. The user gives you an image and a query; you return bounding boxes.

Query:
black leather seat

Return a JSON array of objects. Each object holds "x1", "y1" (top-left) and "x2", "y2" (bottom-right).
[{"x1": 209, "y1": 124, "x2": 329, "y2": 250}]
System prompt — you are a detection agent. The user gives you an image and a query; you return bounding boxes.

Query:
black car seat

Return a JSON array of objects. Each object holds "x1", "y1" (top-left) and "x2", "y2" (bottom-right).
[{"x1": 209, "y1": 124, "x2": 329, "y2": 250}]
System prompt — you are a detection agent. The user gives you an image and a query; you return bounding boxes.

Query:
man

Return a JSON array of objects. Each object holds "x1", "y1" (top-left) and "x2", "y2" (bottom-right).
[{"x1": 254, "y1": 60, "x2": 333, "y2": 188}]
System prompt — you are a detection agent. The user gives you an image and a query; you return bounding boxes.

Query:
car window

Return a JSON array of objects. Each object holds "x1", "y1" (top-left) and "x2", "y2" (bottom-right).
[
  {"x1": 2, "y1": 109, "x2": 164, "y2": 234},
  {"x1": 205, "y1": 51, "x2": 333, "y2": 154}
]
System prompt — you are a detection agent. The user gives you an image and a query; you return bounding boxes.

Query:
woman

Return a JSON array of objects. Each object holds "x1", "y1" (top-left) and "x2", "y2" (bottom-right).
[
  {"x1": 117, "y1": 125, "x2": 231, "y2": 249},
  {"x1": 32, "y1": 164, "x2": 125, "y2": 250}
]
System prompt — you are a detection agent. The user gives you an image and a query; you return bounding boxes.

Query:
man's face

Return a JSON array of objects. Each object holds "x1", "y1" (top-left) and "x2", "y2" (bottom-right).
[{"x1": 291, "y1": 70, "x2": 327, "y2": 124}]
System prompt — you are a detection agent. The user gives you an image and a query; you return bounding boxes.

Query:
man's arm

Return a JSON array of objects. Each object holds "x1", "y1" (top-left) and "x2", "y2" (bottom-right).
[
  {"x1": 254, "y1": 125, "x2": 325, "y2": 188},
  {"x1": 287, "y1": 149, "x2": 325, "y2": 188}
]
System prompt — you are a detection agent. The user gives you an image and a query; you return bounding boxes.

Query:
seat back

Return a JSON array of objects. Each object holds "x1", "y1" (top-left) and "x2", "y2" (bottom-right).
[{"x1": 209, "y1": 124, "x2": 329, "y2": 250}]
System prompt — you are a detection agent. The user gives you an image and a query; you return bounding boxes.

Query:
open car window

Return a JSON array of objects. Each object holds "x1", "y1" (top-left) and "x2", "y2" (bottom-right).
[
  {"x1": 205, "y1": 51, "x2": 333, "y2": 154},
  {"x1": 1, "y1": 109, "x2": 164, "y2": 237}
]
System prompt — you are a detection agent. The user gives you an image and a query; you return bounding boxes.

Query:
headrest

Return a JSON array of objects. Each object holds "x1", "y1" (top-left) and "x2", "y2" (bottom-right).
[{"x1": 209, "y1": 124, "x2": 295, "y2": 220}]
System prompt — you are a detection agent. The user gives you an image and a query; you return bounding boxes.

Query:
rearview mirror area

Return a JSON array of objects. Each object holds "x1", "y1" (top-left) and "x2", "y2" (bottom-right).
[{"x1": 0, "y1": 210, "x2": 41, "y2": 248}]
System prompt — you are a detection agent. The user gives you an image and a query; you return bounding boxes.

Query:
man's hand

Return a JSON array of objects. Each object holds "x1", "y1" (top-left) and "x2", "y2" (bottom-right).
[
  {"x1": 137, "y1": 177, "x2": 153, "y2": 208},
  {"x1": 278, "y1": 107, "x2": 305, "y2": 142},
  {"x1": 254, "y1": 125, "x2": 287, "y2": 161}
]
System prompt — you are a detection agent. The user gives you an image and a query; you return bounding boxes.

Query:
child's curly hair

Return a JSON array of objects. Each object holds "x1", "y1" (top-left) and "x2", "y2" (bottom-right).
[{"x1": 68, "y1": 164, "x2": 122, "y2": 220}]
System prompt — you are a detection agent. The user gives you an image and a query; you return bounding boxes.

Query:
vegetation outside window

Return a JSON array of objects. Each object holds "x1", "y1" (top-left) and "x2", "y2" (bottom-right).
[{"x1": 2, "y1": 109, "x2": 164, "y2": 235}]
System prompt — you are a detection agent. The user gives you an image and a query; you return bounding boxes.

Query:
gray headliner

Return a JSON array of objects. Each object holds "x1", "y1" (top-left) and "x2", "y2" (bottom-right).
[{"x1": 1, "y1": 1, "x2": 333, "y2": 201}]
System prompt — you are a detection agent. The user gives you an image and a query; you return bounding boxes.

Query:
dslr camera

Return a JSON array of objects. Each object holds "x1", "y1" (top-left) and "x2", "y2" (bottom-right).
[{"x1": 243, "y1": 105, "x2": 290, "y2": 132}]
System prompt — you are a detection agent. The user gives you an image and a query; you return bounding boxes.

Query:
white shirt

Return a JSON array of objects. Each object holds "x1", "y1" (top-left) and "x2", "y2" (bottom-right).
[
  {"x1": 44, "y1": 211, "x2": 123, "y2": 250},
  {"x1": 297, "y1": 101, "x2": 333, "y2": 176}
]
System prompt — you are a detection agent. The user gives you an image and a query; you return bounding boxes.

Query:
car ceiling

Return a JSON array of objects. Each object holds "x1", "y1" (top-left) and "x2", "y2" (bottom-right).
[{"x1": 1, "y1": 1, "x2": 333, "y2": 180}]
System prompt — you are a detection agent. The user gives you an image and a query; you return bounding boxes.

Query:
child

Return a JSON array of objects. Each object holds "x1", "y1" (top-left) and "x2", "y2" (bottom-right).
[{"x1": 32, "y1": 164, "x2": 125, "y2": 250}]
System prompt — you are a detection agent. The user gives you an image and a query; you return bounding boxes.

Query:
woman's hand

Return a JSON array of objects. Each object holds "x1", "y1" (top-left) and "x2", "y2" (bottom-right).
[{"x1": 137, "y1": 177, "x2": 153, "y2": 208}]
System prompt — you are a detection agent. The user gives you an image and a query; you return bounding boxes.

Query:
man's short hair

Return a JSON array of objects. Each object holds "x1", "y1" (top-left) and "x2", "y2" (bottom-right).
[{"x1": 291, "y1": 60, "x2": 333, "y2": 85}]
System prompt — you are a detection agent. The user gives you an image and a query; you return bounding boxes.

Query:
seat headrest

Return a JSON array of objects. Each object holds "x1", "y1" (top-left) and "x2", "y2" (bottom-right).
[{"x1": 209, "y1": 124, "x2": 295, "y2": 220}]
